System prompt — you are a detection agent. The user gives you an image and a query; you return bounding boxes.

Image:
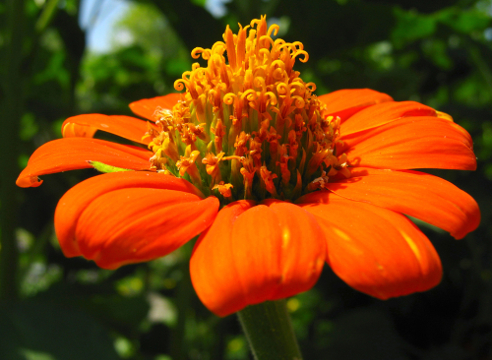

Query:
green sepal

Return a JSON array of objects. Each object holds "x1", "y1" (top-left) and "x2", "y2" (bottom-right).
[{"x1": 89, "y1": 161, "x2": 132, "y2": 173}]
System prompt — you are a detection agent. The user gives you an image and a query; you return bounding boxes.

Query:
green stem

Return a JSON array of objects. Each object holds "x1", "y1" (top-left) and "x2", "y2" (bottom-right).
[
  {"x1": 35, "y1": 0, "x2": 61, "y2": 33},
  {"x1": 237, "y1": 300, "x2": 303, "y2": 360}
]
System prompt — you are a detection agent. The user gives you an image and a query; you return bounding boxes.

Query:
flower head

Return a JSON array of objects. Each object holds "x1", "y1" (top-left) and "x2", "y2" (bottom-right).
[
  {"x1": 17, "y1": 16, "x2": 480, "y2": 316},
  {"x1": 143, "y1": 15, "x2": 347, "y2": 203}
]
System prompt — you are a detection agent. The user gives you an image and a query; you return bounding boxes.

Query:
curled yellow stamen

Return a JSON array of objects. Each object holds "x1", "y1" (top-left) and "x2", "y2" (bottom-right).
[{"x1": 148, "y1": 15, "x2": 349, "y2": 203}]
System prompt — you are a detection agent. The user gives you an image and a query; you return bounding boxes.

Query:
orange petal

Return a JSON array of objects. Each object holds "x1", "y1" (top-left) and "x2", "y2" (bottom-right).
[
  {"x1": 62, "y1": 114, "x2": 156, "y2": 144},
  {"x1": 190, "y1": 200, "x2": 326, "y2": 316},
  {"x1": 56, "y1": 177, "x2": 218, "y2": 269},
  {"x1": 299, "y1": 168, "x2": 480, "y2": 239},
  {"x1": 190, "y1": 201, "x2": 254, "y2": 316},
  {"x1": 318, "y1": 89, "x2": 393, "y2": 122},
  {"x1": 342, "y1": 117, "x2": 476, "y2": 170},
  {"x1": 55, "y1": 171, "x2": 205, "y2": 257},
  {"x1": 341, "y1": 101, "x2": 437, "y2": 136},
  {"x1": 16, "y1": 138, "x2": 152, "y2": 187},
  {"x1": 301, "y1": 196, "x2": 442, "y2": 299},
  {"x1": 129, "y1": 93, "x2": 182, "y2": 121}
]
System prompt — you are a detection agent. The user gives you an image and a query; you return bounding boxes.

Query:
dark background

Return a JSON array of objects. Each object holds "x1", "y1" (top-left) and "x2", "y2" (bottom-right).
[{"x1": 1, "y1": 0, "x2": 492, "y2": 359}]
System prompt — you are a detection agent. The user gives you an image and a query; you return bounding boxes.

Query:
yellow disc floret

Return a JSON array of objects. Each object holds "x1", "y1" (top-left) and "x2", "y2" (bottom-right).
[{"x1": 146, "y1": 15, "x2": 349, "y2": 203}]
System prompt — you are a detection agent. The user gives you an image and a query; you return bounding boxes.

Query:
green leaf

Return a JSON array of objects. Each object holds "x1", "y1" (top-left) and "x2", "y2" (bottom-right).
[
  {"x1": 392, "y1": 7, "x2": 436, "y2": 47},
  {"x1": 437, "y1": 7, "x2": 491, "y2": 34}
]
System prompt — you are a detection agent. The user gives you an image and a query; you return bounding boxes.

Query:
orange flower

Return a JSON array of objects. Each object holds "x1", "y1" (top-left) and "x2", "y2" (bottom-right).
[{"x1": 17, "y1": 16, "x2": 480, "y2": 317}]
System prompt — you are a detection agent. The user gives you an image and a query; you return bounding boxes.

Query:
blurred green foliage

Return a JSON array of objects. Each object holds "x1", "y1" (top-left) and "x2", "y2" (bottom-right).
[{"x1": 1, "y1": 0, "x2": 492, "y2": 359}]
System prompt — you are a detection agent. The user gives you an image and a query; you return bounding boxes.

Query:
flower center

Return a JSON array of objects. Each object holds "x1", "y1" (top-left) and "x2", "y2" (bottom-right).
[{"x1": 146, "y1": 15, "x2": 350, "y2": 204}]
